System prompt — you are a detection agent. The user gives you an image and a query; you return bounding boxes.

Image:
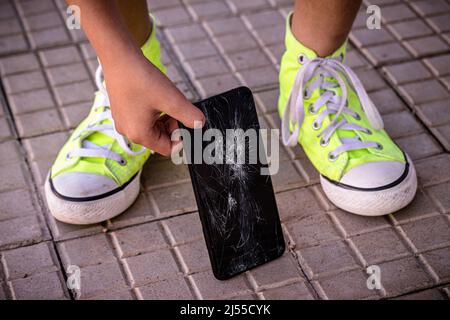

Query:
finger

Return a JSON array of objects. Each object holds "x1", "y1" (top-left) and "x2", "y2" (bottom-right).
[
  {"x1": 144, "y1": 123, "x2": 173, "y2": 157},
  {"x1": 160, "y1": 97, "x2": 205, "y2": 129}
]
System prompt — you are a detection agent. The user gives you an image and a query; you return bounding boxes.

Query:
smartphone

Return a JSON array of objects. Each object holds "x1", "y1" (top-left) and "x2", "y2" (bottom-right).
[{"x1": 179, "y1": 86, "x2": 285, "y2": 280}]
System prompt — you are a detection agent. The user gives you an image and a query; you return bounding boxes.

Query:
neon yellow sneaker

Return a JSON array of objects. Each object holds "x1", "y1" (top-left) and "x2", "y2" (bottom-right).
[
  {"x1": 279, "y1": 13, "x2": 417, "y2": 216},
  {"x1": 44, "y1": 21, "x2": 166, "y2": 225}
]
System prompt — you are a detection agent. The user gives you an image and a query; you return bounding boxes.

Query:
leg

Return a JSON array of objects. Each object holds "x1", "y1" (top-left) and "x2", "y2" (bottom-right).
[
  {"x1": 291, "y1": 0, "x2": 362, "y2": 57},
  {"x1": 117, "y1": 0, "x2": 152, "y2": 47}
]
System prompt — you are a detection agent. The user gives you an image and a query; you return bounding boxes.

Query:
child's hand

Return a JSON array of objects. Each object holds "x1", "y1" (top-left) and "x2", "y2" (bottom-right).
[{"x1": 102, "y1": 54, "x2": 205, "y2": 156}]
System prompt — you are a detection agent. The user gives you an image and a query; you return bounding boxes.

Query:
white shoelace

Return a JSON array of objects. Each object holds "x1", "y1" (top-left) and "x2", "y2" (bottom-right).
[
  {"x1": 281, "y1": 55, "x2": 384, "y2": 161},
  {"x1": 67, "y1": 65, "x2": 146, "y2": 165}
]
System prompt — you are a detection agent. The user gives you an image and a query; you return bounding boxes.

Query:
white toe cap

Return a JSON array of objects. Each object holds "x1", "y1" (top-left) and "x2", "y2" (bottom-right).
[
  {"x1": 340, "y1": 161, "x2": 407, "y2": 189},
  {"x1": 51, "y1": 172, "x2": 119, "y2": 198}
]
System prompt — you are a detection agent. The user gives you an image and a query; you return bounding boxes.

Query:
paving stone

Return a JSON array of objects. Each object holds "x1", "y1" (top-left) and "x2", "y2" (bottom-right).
[
  {"x1": 350, "y1": 28, "x2": 395, "y2": 47},
  {"x1": 352, "y1": 228, "x2": 411, "y2": 265},
  {"x1": 0, "y1": 140, "x2": 21, "y2": 165},
  {"x1": 424, "y1": 54, "x2": 450, "y2": 77},
  {"x1": 411, "y1": 0, "x2": 450, "y2": 17},
  {"x1": 3, "y1": 70, "x2": 47, "y2": 95},
  {"x1": 8, "y1": 88, "x2": 55, "y2": 115},
  {"x1": 363, "y1": 42, "x2": 411, "y2": 66},
  {"x1": 227, "y1": 0, "x2": 270, "y2": 13},
  {"x1": 354, "y1": 68, "x2": 387, "y2": 92},
  {"x1": 383, "y1": 111, "x2": 424, "y2": 138},
  {"x1": 377, "y1": 257, "x2": 433, "y2": 297},
  {"x1": 422, "y1": 247, "x2": 450, "y2": 283},
  {"x1": 402, "y1": 215, "x2": 450, "y2": 252},
  {"x1": 176, "y1": 240, "x2": 210, "y2": 274},
  {"x1": 381, "y1": 3, "x2": 417, "y2": 23},
  {"x1": 23, "y1": 131, "x2": 68, "y2": 161},
  {"x1": 16, "y1": 108, "x2": 64, "y2": 137},
  {"x1": 316, "y1": 269, "x2": 380, "y2": 300},
  {"x1": 17, "y1": 0, "x2": 56, "y2": 16},
  {"x1": 53, "y1": 80, "x2": 95, "y2": 106},
  {"x1": 330, "y1": 209, "x2": 390, "y2": 237},
  {"x1": 61, "y1": 101, "x2": 90, "y2": 128},
  {"x1": 243, "y1": 10, "x2": 284, "y2": 29},
  {"x1": 427, "y1": 13, "x2": 450, "y2": 33},
  {"x1": 271, "y1": 160, "x2": 306, "y2": 192},
  {"x1": 382, "y1": 61, "x2": 432, "y2": 85},
  {"x1": 237, "y1": 65, "x2": 278, "y2": 90},
  {"x1": 174, "y1": 39, "x2": 218, "y2": 61},
  {"x1": 46, "y1": 63, "x2": 90, "y2": 86},
  {"x1": 389, "y1": 19, "x2": 433, "y2": 40},
  {"x1": 392, "y1": 188, "x2": 440, "y2": 224},
  {"x1": 396, "y1": 133, "x2": 442, "y2": 160},
  {"x1": 368, "y1": 88, "x2": 406, "y2": 115},
  {"x1": 2, "y1": 242, "x2": 58, "y2": 280},
  {"x1": 404, "y1": 35, "x2": 449, "y2": 58},
  {"x1": 261, "y1": 281, "x2": 314, "y2": 300},
  {"x1": 254, "y1": 89, "x2": 280, "y2": 114},
  {"x1": 346, "y1": 50, "x2": 369, "y2": 69},
  {"x1": 286, "y1": 214, "x2": 340, "y2": 249},
  {"x1": 0, "y1": 163, "x2": 28, "y2": 192},
  {"x1": 0, "y1": 117, "x2": 13, "y2": 142},
  {"x1": 416, "y1": 98, "x2": 450, "y2": 127},
  {"x1": 162, "y1": 212, "x2": 203, "y2": 246},
  {"x1": 39, "y1": 45, "x2": 82, "y2": 67},
  {"x1": 29, "y1": 27, "x2": 70, "y2": 49},
  {"x1": 227, "y1": 49, "x2": 272, "y2": 72},
  {"x1": 188, "y1": 1, "x2": 231, "y2": 20},
  {"x1": 125, "y1": 249, "x2": 181, "y2": 286},
  {"x1": 0, "y1": 189, "x2": 38, "y2": 221},
  {"x1": 204, "y1": 16, "x2": 247, "y2": 36},
  {"x1": 112, "y1": 222, "x2": 168, "y2": 258},
  {"x1": 11, "y1": 271, "x2": 68, "y2": 300},
  {"x1": 214, "y1": 32, "x2": 259, "y2": 54},
  {"x1": 23, "y1": 11, "x2": 63, "y2": 31},
  {"x1": 415, "y1": 154, "x2": 450, "y2": 187},
  {"x1": 0, "y1": 33, "x2": 28, "y2": 55},
  {"x1": 108, "y1": 192, "x2": 158, "y2": 229},
  {"x1": 85, "y1": 289, "x2": 135, "y2": 300},
  {"x1": 150, "y1": 182, "x2": 196, "y2": 217},
  {"x1": 427, "y1": 181, "x2": 450, "y2": 213},
  {"x1": 195, "y1": 73, "x2": 240, "y2": 98},
  {"x1": 138, "y1": 276, "x2": 194, "y2": 299},
  {"x1": 58, "y1": 233, "x2": 115, "y2": 268},
  {"x1": 78, "y1": 261, "x2": 128, "y2": 298},
  {"x1": 165, "y1": 23, "x2": 208, "y2": 44},
  {"x1": 154, "y1": 6, "x2": 192, "y2": 27},
  {"x1": 275, "y1": 188, "x2": 326, "y2": 222},
  {"x1": 0, "y1": 2, "x2": 16, "y2": 20},
  {"x1": 166, "y1": 64, "x2": 183, "y2": 83},
  {"x1": 249, "y1": 253, "x2": 303, "y2": 289},
  {"x1": 0, "y1": 215, "x2": 47, "y2": 250},
  {"x1": 434, "y1": 123, "x2": 450, "y2": 151},
  {"x1": 0, "y1": 282, "x2": 9, "y2": 300},
  {"x1": 0, "y1": 53, "x2": 39, "y2": 76},
  {"x1": 394, "y1": 288, "x2": 447, "y2": 300},
  {"x1": 298, "y1": 240, "x2": 359, "y2": 279},
  {"x1": 184, "y1": 55, "x2": 229, "y2": 79},
  {"x1": 191, "y1": 271, "x2": 252, "y2": 299}
]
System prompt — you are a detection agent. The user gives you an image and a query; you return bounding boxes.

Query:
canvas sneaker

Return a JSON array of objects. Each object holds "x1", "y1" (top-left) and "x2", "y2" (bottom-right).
[
  {"x1": 278, "y1": 13, "x2": 417, "y2": 216},
  {"x1": 45, "y1": 21, "x2": 166, "y2": 224}
]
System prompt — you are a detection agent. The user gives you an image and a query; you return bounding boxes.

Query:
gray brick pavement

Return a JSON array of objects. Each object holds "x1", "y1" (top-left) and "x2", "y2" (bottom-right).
[{"x1": 0, "y1": 0, "x2": 449, "y2": 300}]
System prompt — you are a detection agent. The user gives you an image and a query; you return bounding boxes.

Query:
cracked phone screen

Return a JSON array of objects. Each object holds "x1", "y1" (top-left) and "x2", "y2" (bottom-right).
[{"x1": 180, "y1": 87, "x2": 285, "y2": 280}]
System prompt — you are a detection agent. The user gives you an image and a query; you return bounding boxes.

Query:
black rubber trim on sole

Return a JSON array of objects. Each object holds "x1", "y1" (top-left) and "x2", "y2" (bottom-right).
[
  {"x1": 48, "y1": 171, "x2": 139, "y2": 202},
  {"x1": 321, "y1": 153, "x2": 410, "y2": 192}
]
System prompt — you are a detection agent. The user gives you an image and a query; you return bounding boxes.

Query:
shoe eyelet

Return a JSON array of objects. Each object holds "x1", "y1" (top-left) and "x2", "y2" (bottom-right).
[
  {"x1": 118, "y1": 158, "x2": 127, "y2": 166},
  {"x1": 353, "y1": 113, "x2": 361, "y2": 121},
  {"x1": 312, "y1": 121, "x2": 321, "y2": 130},
  {"x1": 308, "y1": 105, "x2": 317, "y2": 114},
  {"x1": 304, "y1": 90, "x2": 311, "y2": 99},
  {"x1": 375, "y1": 143, "x2": 383, "y2": 150},
  {"x1": 66, "y1": 152, "x2": 72, "y2": 160},
  {"x1": 320, "y1": 138, "x2": 329, "y2": 147},
  {"x1": 364, "y1": 129, "x2": 372, "y2": 135},
  {"x1": 298, "y1": 54, "x2": 306, "y2": 64},
  {"x1": 328, "y1": 152, "x2": 338, "y2": 161}
]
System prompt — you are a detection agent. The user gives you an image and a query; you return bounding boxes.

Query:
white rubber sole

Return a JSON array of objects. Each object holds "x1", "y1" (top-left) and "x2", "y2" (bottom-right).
[
  {"x1": 320, "y1": 159, "x2": 417, "y2": 216},
  {"x1": 44, "y1": 171, "x2": 142, "y2": 225}
]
